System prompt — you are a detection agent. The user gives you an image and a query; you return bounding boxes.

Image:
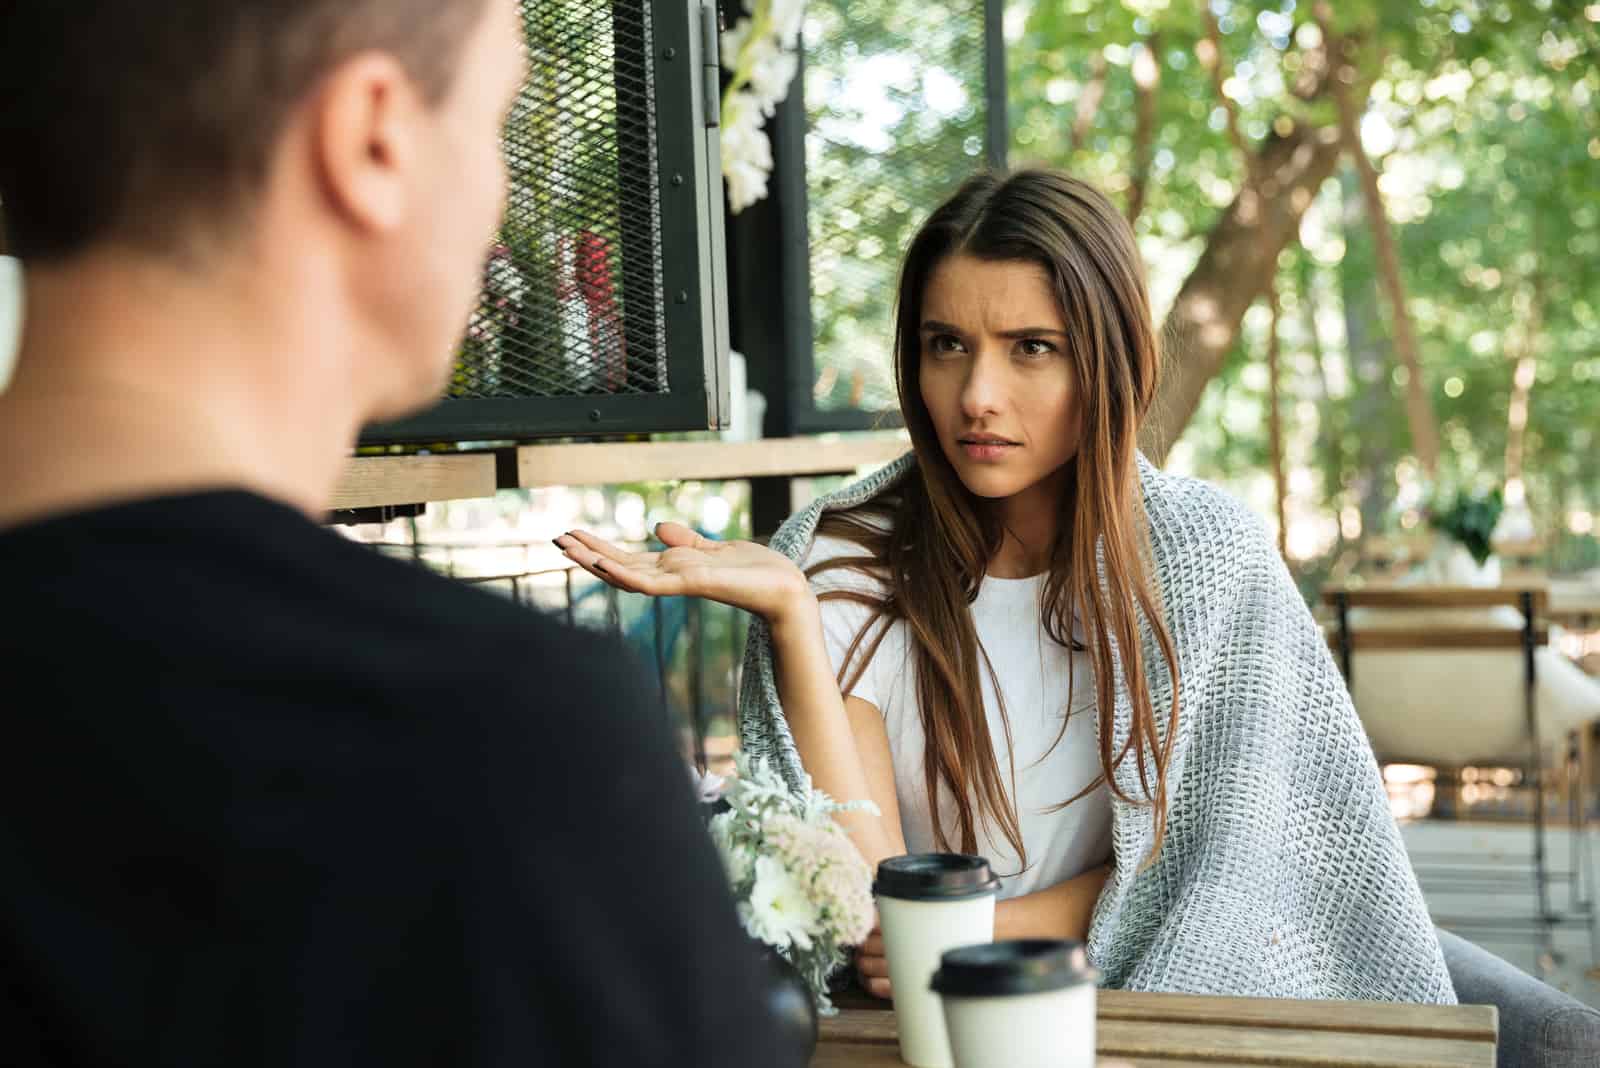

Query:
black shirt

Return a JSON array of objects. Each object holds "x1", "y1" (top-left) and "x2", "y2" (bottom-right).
[{"x1": 0, "y1": 491, "x2": 795, "y2": 1067}]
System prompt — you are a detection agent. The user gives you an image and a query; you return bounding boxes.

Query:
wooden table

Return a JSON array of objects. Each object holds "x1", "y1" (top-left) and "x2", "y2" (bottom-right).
[{"x1": 813, "y1": 990, "x2": 1497, "y2": 1067}]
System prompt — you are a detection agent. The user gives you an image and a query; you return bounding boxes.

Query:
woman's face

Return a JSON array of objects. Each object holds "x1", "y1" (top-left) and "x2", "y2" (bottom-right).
[{"x1": 917, "y1": 254, "x2": 1082, "y2": 508}]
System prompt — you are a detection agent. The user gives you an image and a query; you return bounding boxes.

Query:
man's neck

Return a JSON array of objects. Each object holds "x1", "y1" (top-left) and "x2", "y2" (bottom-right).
[{"x1": 0, "y1": 249, "x2": 369, "y2": 530}]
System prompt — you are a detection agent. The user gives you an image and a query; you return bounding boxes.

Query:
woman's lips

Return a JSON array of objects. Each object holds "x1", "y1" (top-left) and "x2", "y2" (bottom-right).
[{"x1": 958, "y1": 439, "x2": 1019, "y2": 461}]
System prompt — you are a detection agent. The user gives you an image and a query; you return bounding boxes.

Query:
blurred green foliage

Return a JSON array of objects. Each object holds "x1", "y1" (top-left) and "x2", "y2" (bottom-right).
[{"x1": 1003, "y1": 0, "x2": 1600, "y2": 566}]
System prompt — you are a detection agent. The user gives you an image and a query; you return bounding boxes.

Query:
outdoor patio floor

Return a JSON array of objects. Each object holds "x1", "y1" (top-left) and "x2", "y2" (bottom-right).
[{"x1": 1402, "y1": 819, "x2": 1600, "y2": 1008}]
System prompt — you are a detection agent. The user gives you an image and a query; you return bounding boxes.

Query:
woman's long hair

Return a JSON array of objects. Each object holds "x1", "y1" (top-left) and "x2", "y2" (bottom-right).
[{"x1": 810, "y1": 169, "x2": 1180, "y2": 870}]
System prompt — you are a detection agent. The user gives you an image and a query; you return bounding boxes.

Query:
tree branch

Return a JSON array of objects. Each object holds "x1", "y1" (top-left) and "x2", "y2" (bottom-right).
[
  {"x1": 1503, "y1": 273, "x2": 1544, "y2": 499},
  {"x1": 1316, "y1": 2, "x2": 1440, "y2": 478},
  {"x1": 1141, "y1": 122, "x2": 1344, "y2": 462},
  {"x1": 1266, "y1": 280, "x2": 1289, "y2": 561},
  {"x1": 1127, "y1": 33, "x2": 1162, "y2": 226},
  {"x1": 1200, "y1": 9, "x2": 1257, "y2": 190},
  {"x1": 1070, "y1": 53, "x2": 1109, "y2": 152}
]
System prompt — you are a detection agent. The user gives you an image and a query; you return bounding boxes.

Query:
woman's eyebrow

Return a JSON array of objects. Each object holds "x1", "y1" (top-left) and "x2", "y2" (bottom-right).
[
  {"x1": 995, "y1": 326, "x2": 1067, "y2": 338},
  {"x1": 920, "y1": 319, "x2": 1067, "y2": 338}
]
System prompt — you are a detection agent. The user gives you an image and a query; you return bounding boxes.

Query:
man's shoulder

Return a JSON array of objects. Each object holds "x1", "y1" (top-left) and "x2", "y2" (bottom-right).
[{"x1": 1, "y1": 488, "x2": 640, "y2": 701}]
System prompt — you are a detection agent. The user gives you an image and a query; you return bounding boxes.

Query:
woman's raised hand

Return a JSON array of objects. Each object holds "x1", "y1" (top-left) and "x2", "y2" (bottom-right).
[{"x1": 556, "y1": 522, "x2": 814, "y2": 627}]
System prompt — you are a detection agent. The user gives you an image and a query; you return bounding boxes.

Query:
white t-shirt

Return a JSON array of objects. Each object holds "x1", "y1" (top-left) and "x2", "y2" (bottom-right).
[{"x1": 805, "y1": 533, "x2": 1113, "y2": 900}]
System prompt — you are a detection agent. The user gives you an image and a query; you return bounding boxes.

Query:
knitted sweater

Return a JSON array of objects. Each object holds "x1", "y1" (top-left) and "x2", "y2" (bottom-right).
[{"x1": 737, "y1": 452, "x2": 1455, "y2": 1002}]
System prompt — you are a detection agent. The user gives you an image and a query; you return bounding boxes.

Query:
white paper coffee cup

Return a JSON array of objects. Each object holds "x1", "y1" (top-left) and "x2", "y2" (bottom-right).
[
  {"x1": 873, "y1": 854, "x2": 1001, "y2": 1068},
  {"x1": 932, "y1": 939, "x2": 1099, "y2": 1068}
]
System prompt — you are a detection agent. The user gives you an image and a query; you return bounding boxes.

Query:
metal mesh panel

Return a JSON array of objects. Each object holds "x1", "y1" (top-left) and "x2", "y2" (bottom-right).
[
  {"x1": 450, "y1": 0, "x2": 669, "y2": 400},
  {"x1": 804, "y1": 0, "x2": 989, "y2": 413}
]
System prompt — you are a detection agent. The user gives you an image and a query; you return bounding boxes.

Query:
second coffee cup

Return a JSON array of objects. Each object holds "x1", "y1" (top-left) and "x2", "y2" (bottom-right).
[
  {"x1": 931, "y1": 939, "x2": 1099, "y2": 1068},
  {"x1": 873, "y1": 853, "x2": 1001, "y2": 1068}
]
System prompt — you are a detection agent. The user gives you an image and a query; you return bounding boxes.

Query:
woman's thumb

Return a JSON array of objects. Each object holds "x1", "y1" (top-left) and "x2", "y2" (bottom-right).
[{"x1": 653, "y1": 521, "x2": 702, "y2": 547}]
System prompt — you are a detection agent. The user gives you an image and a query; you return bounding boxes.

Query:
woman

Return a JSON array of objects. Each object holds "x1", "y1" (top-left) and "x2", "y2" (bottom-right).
[{"x1": 557, "y1": 169, "x2": 1453, "y2": 1004}]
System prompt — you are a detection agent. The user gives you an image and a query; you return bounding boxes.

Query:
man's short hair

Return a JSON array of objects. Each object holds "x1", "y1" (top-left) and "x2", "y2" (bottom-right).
[{"x1": 0, "y1": 0, "x2": 493, "y2": 262}]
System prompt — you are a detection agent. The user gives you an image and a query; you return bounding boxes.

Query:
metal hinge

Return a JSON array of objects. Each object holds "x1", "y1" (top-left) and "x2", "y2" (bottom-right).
[{"x1": 701, "y1": 1, "x2": 721, "y2": 128}]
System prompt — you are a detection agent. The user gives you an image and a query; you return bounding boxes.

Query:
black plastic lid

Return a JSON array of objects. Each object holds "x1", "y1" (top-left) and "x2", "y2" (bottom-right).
[
  {"x1": 930, "y1": 940, "x2": 1099, "y2": 997},
  {"x1": 873, "y1": 853, "x2": 1001, "y2": 902}
]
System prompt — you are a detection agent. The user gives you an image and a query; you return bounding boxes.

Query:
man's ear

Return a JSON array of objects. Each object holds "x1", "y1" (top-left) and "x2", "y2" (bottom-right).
[{"x1": 311, "y1": 52, "x2": 423, "y2": 234}]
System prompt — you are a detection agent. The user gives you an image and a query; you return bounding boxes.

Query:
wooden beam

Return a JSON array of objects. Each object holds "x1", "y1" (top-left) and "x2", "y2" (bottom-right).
[
  {"x1": 331, "y1": 454, "x2": 498, "y2": 510},
  {"x1": 1324, "y1": 627, "x2": 1550, "y2": 651},
  {"x1": 514, "y1": 435, "x2": 910, "y2": 488},
  {"x1": 329, "y1": 436, "x2": 912, "y2": 509},
  {"x1": 1321, "y1": 584, "x2": 1549, "y2": 614}
]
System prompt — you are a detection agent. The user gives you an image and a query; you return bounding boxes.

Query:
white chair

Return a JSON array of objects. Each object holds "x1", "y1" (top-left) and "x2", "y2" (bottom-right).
[{"x1": 1324, "y1": 584, "x2": 1600, "y2": 962}]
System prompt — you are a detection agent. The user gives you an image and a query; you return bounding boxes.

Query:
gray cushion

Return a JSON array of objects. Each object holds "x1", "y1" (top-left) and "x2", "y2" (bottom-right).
[{"x1": 1438, "y1": 927, "x2": 1600, "y2": 1068}]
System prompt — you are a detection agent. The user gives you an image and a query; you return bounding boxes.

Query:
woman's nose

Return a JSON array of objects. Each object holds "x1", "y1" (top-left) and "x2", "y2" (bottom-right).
[{"x1": 959, "y1": 351, "x2": 1005, "y2": 419}]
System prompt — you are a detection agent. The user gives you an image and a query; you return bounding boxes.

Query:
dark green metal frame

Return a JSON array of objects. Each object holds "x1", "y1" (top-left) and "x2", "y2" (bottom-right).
[{"x1": 363, "y1": 0, "x2": 730, "y2": 445}]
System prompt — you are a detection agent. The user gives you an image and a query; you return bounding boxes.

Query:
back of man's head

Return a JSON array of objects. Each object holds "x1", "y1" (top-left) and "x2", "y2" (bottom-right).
[{"x1": 0, "y1": 0, "x2": 490, "y2": 263}]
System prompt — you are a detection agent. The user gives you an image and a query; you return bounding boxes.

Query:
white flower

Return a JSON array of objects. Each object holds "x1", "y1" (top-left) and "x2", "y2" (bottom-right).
[
  {"x1": 721, "y1": 17, "x2": 755, "y2": 65},
  {"x1": 724, "y1": 156, "x2": 771, "y2": 215},
  {"x1": 689, "y1": 764, "x2": 726, "y2": 804},
  {"x1": 718, "y1": 4, "x2": 804, "y2": 214},
  {"x1": 709, "y1": 811, "x2": 755, "y2": 887},
  {"x1": 721, "y1": 91, "x2": 774, "y2": 214},
  {"x1": 743, "y1": 855, "x2": 818, "y2": 951},
  {"x1": 768, "y1": 0, "x2": 806, "y2": 50},
  {"x1": 747, "y1": 43, "x2": 799, "y2": 115}
]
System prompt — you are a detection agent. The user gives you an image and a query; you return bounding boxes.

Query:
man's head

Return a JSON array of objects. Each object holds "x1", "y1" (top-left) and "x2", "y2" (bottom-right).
[{"x1": 0, "y1": 0, "x2": 526, "y2": 418}]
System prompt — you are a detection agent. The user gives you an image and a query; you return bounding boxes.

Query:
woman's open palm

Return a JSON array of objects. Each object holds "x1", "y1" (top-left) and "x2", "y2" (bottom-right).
[{"x1": 556, "y1": 522, "x2": 810, "y2": 624}]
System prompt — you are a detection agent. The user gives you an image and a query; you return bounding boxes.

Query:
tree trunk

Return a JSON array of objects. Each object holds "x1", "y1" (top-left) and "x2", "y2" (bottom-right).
[
  {"x1": 1070, "y1": 54, "x2": 1108, "y2": 152},
  {"x1": 1503, "y1": 277, "x2": 1544, "y2": 500},
  {"x1": 1295, "y1": 251, "x2": 1353, "y2": 549},
  {"x1": 1127, "y1": 34, "x2": 1161, "y2": 227},
  {"x1": 1142, "y1": 123, "x2": 1343, "y2": 462},
  {"x1": 1338, "y1": 171, "x2": 1396, "y2": 536},
  {"x1": 1328, "y1": 42, "x2": 1440, "y2": 478},
  {"x1": 1201, "y1": 10, "x2": 1257, "y2": 189},
  {"x1": 1266, "y1": 283, "x2": 1288, "y2": 560}
]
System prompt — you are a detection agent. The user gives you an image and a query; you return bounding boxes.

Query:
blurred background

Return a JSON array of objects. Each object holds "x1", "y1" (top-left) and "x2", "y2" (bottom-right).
[{"x1": 350, "y1": 0, "x2": 1600, "y2": 998}]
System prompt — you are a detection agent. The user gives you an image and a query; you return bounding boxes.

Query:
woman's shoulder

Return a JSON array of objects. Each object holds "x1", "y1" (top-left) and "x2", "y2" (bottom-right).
[
  {"x1": 802, "y1": 510, "x2": 894, "y2": 596},
  {"x1": 1136, "y1": 455, "x2": 1273, "y2": 561}
]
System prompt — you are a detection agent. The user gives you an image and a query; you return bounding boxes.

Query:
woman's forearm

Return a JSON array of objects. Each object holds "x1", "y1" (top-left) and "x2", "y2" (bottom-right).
[
  {"x1": 768, "y1": 598, "x2": 903, "y2": 869},
  {"x1": 995, "y1": 863, "x2": 1112, "y2": 942}
]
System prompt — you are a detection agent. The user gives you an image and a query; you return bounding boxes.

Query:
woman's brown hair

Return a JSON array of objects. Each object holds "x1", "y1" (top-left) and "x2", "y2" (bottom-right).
[{"x1": 810, "y1": 168, "x2": 1180, "y2": 870}]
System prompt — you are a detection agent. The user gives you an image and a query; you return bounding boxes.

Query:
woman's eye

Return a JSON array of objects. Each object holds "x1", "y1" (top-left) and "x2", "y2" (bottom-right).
[
  {"x1": 1018, "y1": 338, "x2": 1057, "y2": 359},
  {"x1": 927, "y1": 334, "x2": 966, "y2": 356}
]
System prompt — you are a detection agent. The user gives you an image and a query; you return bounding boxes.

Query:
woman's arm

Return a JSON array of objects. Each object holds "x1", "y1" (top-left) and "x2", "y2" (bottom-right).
[
  {"x1": 555, "y1": 523, "x2": 906, "y2": 867},
  {"x1": 994, "y1": 863, "x2": 1112, "y2": 941},
  {"x1": 857, "y1": 862, "x2": 1113, "y2": 999},
  {"x1": 770, "y1": 600, "x2": 908, "y2": 871}
]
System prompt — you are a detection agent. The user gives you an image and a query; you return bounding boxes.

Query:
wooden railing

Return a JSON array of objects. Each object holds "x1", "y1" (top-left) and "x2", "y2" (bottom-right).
[{"x1": 332, "y1": 435, "x2": 910, "y2": 512}]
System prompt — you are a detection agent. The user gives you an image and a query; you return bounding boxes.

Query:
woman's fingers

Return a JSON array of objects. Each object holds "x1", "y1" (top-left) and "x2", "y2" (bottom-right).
[
  {"x1": 559, "y1": 529, "x2": 650, "y2": 568},
  {"x1": 571, "y1": 555, "x2": 687, "y2": 598},
  {"x1": 857, "y1": 916, "x2": 891, "y2": 999},
  {"x1": 857, "y1": 951, "x2": 892, "y2": 999}
]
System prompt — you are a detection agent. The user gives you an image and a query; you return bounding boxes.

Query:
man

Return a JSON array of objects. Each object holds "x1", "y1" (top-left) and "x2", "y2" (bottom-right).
[{"x1": 0, "y1": 2, "x2": 796, "y2": 1064}]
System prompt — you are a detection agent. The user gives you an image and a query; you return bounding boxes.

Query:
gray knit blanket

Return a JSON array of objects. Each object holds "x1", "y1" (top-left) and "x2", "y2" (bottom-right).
[{"x1": 738, "y1": 452, "x2": 1455, "y2": 1003}]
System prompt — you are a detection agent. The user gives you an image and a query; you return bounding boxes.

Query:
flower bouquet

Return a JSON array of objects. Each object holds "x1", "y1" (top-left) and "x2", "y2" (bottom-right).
[{"x1": 697, "y1": 754, "x2": 877, "y2": 1015}]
